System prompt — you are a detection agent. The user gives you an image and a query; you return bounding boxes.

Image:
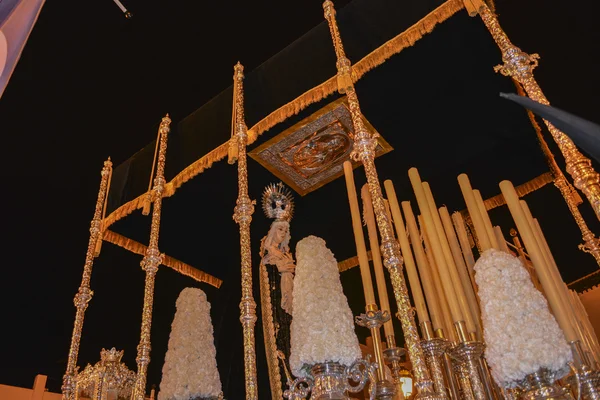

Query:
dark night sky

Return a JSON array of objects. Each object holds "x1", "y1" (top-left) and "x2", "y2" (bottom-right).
[{"x1": 0, "y1": 0, "x2": 598, "y2": 396}]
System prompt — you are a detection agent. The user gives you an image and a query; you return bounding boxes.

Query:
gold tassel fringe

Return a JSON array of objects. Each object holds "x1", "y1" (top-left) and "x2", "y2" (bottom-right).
[
  {"x1": 227, "y1": 139, "x2": 239, "y2": 164},
  {"x1": 102, "y1": 229, "x2": 222, "y2": 288},
  {"x1": 103, "y1": 0, "x2": 463, "y2": 231},
  {"x1": 338, "y1": 250, "x2": 373, "y2": 273}
]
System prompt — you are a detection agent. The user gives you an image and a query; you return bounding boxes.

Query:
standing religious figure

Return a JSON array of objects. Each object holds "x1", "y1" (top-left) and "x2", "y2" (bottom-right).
[{"x1": 259, "y1": 182, "x2": 296, "y2": 399}]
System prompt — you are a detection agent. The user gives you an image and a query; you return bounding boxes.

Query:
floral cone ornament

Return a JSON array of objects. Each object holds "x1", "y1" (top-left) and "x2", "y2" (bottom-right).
[
  {"x1": 289, "y1": 235, "x2": 362, "y2": 377},
  {"x1": 159, "y1": 288, "x2": 222, "y2": 400},
  {"x1": 474, "y1": 249, "x2": 572, "y2": 388}
]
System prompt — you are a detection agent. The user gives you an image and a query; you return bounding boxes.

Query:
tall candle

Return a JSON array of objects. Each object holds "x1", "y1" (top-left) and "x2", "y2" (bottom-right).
[
  {"x1": 420, "y1": 215, "x2": 457, "y2": 342},
  {"x1": 400, "y1": 200, "x2": 442, "y2": 334},
  {"x1": 499, "y1": 180, "x2": 578, "y2": 342},
  {"x1": 493, "y1": 226, "x2": 510, "y2": 254},
  {"x1": 343, "y1": 161, "x2": 376, "y2": 306},
  {"x1": 520, "y1": 200, "x2": 581, "y2": 342},
  {"x1": 457, "y1": 174, "x2": 493, "y2": 251},
  {"x1": 423, "y1": 182, "x2": 477, "y2": 335},
  {"x1": 361, "y1": 184, "x2": 394, "y2": 338},
  {"x1": 473, "y1": 189, "x2": 500, "y2": 250},
  {"x1": 408, "y1": 168, "x2": 464, "y2": 327},
  {"x1": 382, "y1": 181, "x2": 429, "y2": 329},
  {"x1": 451, "y1": 212, "x2": 477, "y2": 290},
  {"x1": 570, "y1": 290, "x2": 600, "y2": 361},
  {"x1": 439, "y1": 206, "x2": 482, "y2": 337},
  {"x1": 528, "y1": 213, "x2": 586, "y2": 345}
]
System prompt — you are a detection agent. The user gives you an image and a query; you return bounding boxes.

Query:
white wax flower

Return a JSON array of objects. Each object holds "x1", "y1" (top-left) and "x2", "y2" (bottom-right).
[
  {"x1": 159, "y1": 287, "x2": 222, "y2": 400},
  {"x1": 474, "y1": 249, "x2": 572, "y2": 388},
  {"x1": 289, "y1": 235, "x2": 362, "y2": 377}
]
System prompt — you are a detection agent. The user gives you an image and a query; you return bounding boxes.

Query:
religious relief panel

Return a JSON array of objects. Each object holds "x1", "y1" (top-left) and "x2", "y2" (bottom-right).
[{"x1": 249, "y1": 97, "x2": 393, "y2": 196}]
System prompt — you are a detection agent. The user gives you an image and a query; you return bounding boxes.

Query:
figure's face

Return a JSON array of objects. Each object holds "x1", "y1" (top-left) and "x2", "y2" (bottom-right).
[{"x1": 274, "y1": 224, "x2": 288, "y2": 244}]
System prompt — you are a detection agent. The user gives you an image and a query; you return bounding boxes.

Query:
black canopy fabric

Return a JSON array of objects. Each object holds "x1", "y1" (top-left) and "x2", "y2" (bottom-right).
[
  {"x1": 92, "y1": 1, "x2": 600, "y2": 398},
  {"x1": 500, "y1": 92, "x2": 600, "y2": 164}
]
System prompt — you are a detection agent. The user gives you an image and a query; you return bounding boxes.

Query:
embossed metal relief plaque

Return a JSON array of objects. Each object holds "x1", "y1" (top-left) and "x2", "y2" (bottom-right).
[{"x1": 249, "y1": 97, "x2": 393, "y2": 196}]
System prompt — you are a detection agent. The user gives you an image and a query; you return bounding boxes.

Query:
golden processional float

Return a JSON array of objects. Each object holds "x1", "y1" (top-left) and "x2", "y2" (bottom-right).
[{"x1": 60, "y1": 0, "x2": 600, "y2": 399}]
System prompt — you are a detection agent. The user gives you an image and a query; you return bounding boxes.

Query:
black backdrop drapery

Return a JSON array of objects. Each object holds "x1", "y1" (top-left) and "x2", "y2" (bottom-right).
[{"x1": 93, "y1": 0, "x2": 600, "y2": 398}]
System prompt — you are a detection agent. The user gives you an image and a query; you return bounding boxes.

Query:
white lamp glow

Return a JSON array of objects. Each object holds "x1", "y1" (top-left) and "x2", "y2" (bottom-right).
[{"x1": 399, "y1": 367, "x2": 413, "y2": 399}]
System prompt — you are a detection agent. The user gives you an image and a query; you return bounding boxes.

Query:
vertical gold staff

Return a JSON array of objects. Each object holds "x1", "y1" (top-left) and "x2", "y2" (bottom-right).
[
  {"x1": 474, "y1": 1, "x2": 600, "y2": 221},
  {"x1": 62, "y1": 158, "x2": 112, "y2": 400},
  {"x1": 323, "y1": 2, "x2": 439, "y2": 398},
  {"x1": 131, "y1": 114, "x2": 171, "y2": 400},
  {"x1": 514, "y1": 80, "x2": 600, "y2": 266},
  {"x1": 231, "y1": 62, "x2": 259, "y2": 400}
]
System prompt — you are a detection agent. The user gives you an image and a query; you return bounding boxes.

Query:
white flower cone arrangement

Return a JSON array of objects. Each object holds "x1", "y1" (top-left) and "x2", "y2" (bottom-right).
[
  {"x1": 159, "y1": 288, "x2": 222, "y2": 400},
  {"x1": 289, "y1": 235, "x2": 362, "y2": 378},
  {"x1": 474, "y1": 249, "x2": 572, "y2": 389}
]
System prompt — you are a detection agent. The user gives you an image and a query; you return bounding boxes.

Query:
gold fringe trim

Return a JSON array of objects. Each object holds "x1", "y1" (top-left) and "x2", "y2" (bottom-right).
[
  {"x1": 103, "y1": 0, "x2": 463, "y2": 229},
  {"x1": 567, "y1": 269, "x2": 600, "y2": 292},
  {"x1": 338, "y1": 250, "x2": 373, "y2": 273},
  {"x1": 351, "y1": 0, "x2": 464, "y2": 81},
  {"x1": 102, "y1": 229, "x2": 222, "y2": 288}
]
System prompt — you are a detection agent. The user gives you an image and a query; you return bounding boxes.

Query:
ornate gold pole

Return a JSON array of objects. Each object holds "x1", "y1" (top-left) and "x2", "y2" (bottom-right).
[
  {"x1": 131, "y1": 114, "x2": 170, "y2": 400},
  {"x1": 514, "y1": 81, "x2": 600, "y2": 266},
  {"x1": 232, "y1": 62, "x2": 259, "y2": 400},
  {"x1": 62, "y1": 159, "x2": 112, "y2": 400},
  {"x1": 477, "y1": 3, "x2": 600, "y2": 221},
  {"x1": 323, "y1": 2, "x2": 439, "y2": 398}
]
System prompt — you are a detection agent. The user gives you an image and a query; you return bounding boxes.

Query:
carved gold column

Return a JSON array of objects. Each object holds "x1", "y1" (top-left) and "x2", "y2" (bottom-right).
[
  {"x1": 131, "y1": 114, "x2": 170, "y2": 400},
  {"x1": 477, "y1": 3, "x2": 600, "y2": 221},
  {"x1": 62, "y1": 159, "x2": 112, "y2": 400},
  {"x1": 232, "y1": 62, "x2": 259, "y2": 400},
  {"x1": 514, "y1": 81, "x2": 600, "y2": 266},
  {"x1": 323, "y1": 2, "x2": 440, "y2": 398}
]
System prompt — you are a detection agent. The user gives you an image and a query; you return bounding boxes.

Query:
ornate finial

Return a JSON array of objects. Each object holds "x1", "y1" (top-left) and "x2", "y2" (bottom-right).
[
  {"x1": 234, "y1": 62, "x2": 244, "y2": 76},
  {"x1": 510, "y1": 228, "x2": 518, "y2": 237},
  {"x1": 262, "y1": 182, "x2": 295, "y2": 222},
  {"x1": 100, "y1": 347, "x2": 124, "y2": 363}
]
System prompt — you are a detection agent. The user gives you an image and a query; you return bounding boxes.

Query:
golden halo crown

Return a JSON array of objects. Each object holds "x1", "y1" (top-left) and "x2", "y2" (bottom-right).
[
  {"x1": 262, "y1": 182, "x2": 294, "y2": 222},
  {"x1": 100, "y1": 348, "x2": 124, "y2": 363}
]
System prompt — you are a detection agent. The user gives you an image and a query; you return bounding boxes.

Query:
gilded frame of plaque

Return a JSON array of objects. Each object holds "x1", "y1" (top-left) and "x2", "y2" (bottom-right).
[{"x1": 249, "y1": 97, "x2": 393, "y2": 196}]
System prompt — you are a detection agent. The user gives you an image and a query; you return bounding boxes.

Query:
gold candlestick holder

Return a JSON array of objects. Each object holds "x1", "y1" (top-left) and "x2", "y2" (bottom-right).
[
  {"x1": 356, "y1": 307, "x2": 397, "y2": 399},
  {"x1": 518, "y1": 368, "x2": 570, "y2": 400},
  {"x1": 131, "y1": 114, "x2": 171, "y2": 400},
  {"x1": 285, "y1": 358, "x2": 378, "y2": 400},
  {"x1": 453, "y1": 359, "x2": 476, "y2": 400},
  {"x1": 568, "y1": 340, "x2": 600, "y2": 400},
  {"x1": 419, "y1": 322, "x2": 450, "y2": 399},
  {"x1": 448, "y1": 322, "x2": 487, "y2": 400},
  {"x1": 382, "y1": 343, "x2": 407, "y2": 400},
  {"x1": 231, "y1": 62, "x2": 259, "y2": 400},
  {"x1": 477, "y1": 3, "x2": 600, "y2": 221},
  {"x1": 322, "y1": 2, "x2": 441, "y2": 398},
  {"x1": 62, "y1": 159, "x2": 112, "y2": 400}
]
